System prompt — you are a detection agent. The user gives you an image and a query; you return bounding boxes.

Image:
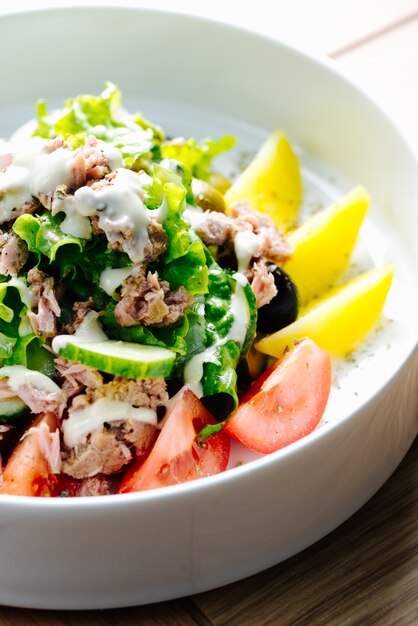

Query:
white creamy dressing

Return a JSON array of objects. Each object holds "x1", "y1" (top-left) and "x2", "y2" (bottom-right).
[
  {"x1": 0, "y1": 138, "x2": 78, "y2": 221},
  {"x1": 99, "y1": 265, "x2": 134, "y2": 296},
  {"x1": 0, "y1": 137, "x2": 47, "y2": 221},
  {"x1": 50, "y1": 139, "x2": 124, "y2": 239},
  {"x1": 0, "y1": 135, "x2": 124, "y2": 229},
  {"x1": 0, "y1": 364, "x2": 62, "y2": 395},
  {"x1": 95, "y1": 139, "x2": 124, "y2": 171},
  {"x1": 63, "y1": 398, "x2": 157, "y2": 448},
  {"x1": 30, "y1": 146, "x2": 76, "y2": 196},
  {"x1": 233, "y1": 230, "x2": 262, "y2": 272},
  {"x1": 52, "y1": 194, "x2": 92, "y2": 239},
  {"x1": 183, "y1": 204, "x2": 204, "y2": 230},
  {"x1": 183, "y1": 345, "x2": 220, "y2": 399},
  {"x1": 52, "y1": 310, "x2": 108, "y2": 353},
  {"x1": 150, "y1": 195, "x2": 170, "y2": 224},
  {"x1": 228, "y1": 272, "x2": 250, "y2": 343},
  {"x1": 73, "y1": 168, "x2": 151, "y2": 262},
  {"x1": 183, "y1": 273, "x2": 250, "y2": 397}
]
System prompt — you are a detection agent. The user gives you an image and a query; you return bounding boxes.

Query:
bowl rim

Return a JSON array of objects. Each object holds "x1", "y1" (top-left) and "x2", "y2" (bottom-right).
[{"x1": 0, "y1": 3, "x2": 417, "y2": 508}]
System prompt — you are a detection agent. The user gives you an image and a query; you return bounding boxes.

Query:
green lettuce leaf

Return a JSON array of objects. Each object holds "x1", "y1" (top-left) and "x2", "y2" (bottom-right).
[
  {"x1": 33, "y1": 82, "x2": 160, "y2": 168},
  {"x1": 13, "y1": 213, "x2": 83, "y2": 262},
  {"x1": 101, "y1": 302, "x2": 200, "y2": 356},
  {"x1": 0, "y1": 278, "x2": 32, "y2": 328},
  {"x1": 197, "y1": 421, "x2": 224, "y2": 444},
  {"x1": 144, "y1": 163, "x2": 193, "y2": 261},
  {"x1": 200, "y1": 341, "x2": 241, "y2": 418},
  {"x1": 173, "y1": 251, "x2": 256, "y2": 417},
  {"x1": 144, "y1": 163, "x2": 209, "y2": 295},
  {"x1": 3, "y1": 333, "x2": 55, "y2": 376},
  {"x1": 51, "y1": 235, "x2": 130, "y2": 310},
  {"x1": 0, "y1": 281, "x2": 52, "y2": 370},
  {"x1": 56, "y1": 235, "x2": 130, "y2": 284},
  {"x1": 159, "y1": 241, "x2": 208, "y2": 296},
  {"x1": 161, "y1": 135, "x2": 236, "y2": 181},
  {"x1": 0, "y1": 333, "x2": 16, "y2": 359}
]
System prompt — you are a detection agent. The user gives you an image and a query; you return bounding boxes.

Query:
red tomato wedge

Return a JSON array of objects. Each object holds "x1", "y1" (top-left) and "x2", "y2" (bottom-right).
[
  {"x1": 0, "y1": 412, "x2": 59, "y2": 497},
  {"x1": 224, "y1": 338, "x2": 332, "y2": 454},
  {"x1": 118, "y1": 388, "x2": 230, "y2": 493}
]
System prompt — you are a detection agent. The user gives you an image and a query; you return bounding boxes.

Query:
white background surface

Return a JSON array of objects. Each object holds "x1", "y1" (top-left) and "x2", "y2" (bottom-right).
[{"x1": 2, "y1": 0, "x2": 416, "y2": 55}]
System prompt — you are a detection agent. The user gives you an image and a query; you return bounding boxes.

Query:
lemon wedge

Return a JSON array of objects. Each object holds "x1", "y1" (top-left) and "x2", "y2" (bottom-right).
[
  {"x1": 225, "y1": 131, "x2": 302, "y2": 230},
  {"x1": 285, "y1": 186, "x2": 369, "y2": 305},
  {"x1": 255, "y1": 265, "x2": 393, "y2": 358}
]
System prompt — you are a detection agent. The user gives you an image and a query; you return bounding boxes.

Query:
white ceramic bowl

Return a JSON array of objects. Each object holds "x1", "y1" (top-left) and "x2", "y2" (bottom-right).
[{"x1": 0, "y1": 6, "x2": 417, "y2": 610}]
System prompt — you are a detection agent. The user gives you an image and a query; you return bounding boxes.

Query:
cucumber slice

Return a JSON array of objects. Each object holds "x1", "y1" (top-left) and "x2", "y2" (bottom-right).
[
  {"x1": 0, "y1": 396, "x2": 29, "y2": 422},
  {"x1": 52, "y1": 337, "x2": 176, "y2": 379}
]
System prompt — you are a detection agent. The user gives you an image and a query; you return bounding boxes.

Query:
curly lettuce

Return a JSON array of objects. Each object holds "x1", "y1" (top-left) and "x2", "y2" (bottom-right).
[
  {"x1": 161, "y1": 135, "x2": 236, "y2": 181},
  {"x1": 13, "y1": 213, "x2": 83, "y2": 262},
  {"x1": 33, "y1": 82, "x2": 161, "y2": 169},
  {"x1": 0, "y1": 279, "x2": 54, "y2": 373}
]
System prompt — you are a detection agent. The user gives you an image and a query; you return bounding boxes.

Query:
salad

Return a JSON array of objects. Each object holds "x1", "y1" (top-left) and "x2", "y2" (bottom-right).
[{"x1": 0, "y1": 84, "x2": 391, "y2": 497}]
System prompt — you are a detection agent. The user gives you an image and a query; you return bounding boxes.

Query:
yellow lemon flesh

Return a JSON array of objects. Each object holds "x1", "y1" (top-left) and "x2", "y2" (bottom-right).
[
  {"x1": 225, "y1": 131, "x2": 302, "y2": 230},
  {"x1": 285, "y1": 186, "x2": 369, "y2": 305},
  {"x1": 255, "y1": 265, "x2": 393, "y2": 358}
]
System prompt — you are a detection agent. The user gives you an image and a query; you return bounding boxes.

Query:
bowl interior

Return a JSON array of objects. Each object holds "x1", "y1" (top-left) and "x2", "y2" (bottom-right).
[{"x1": 0, "y1": 5, "x2": 417, "y2": 485}]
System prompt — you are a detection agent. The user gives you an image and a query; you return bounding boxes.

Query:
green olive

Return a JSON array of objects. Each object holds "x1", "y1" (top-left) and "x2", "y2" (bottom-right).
[
  {"x1": 192, "y1": 178, "x2": 227, "y2": 213},
  {"x1": 208, "y1": 172, "x2": 232, "y2": 195}
]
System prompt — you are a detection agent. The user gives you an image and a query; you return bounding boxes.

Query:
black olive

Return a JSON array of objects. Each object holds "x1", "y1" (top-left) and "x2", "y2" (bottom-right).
[{"x1": 257, "y1": 267, "x2": 299, "y2": 334}]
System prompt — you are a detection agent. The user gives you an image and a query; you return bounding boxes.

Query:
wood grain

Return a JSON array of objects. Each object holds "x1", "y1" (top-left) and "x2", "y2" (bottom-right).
[{"x1": 192, "y1": 438, "x2": 418, "y2": 626}]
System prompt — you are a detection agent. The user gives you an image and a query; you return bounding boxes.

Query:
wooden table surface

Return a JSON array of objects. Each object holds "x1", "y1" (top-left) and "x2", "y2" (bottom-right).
[{"x1": 2, "y1": 1, "x2": 418, "y2": 624}]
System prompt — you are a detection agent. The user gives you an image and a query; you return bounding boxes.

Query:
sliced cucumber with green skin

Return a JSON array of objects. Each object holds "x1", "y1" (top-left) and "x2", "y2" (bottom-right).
[
  {"x1": 0, "y1": 396, "x2": 29, "y2": 422},
  {"x1": 52, "y1": 337, "x2": 176, "y2": 379}
]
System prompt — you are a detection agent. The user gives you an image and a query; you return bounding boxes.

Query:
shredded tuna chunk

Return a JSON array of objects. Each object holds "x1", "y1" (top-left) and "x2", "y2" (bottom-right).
[
  {"x1": 9, "y1": 198, "x2": 40, "y2": 220},
  {"x1": 81, "y1": 135, "x2": 115, "y2": 182},
  {"x1": 195, "y1": 201, "x2": 291, "y2": 307},
  {"x1": 68, "y1": 136, "x2": 116, "y2": 191},
  {"x1": 195, "y1": 211, "x2": 231, "y2": 246},
  {"x1": 114, "y1": 270, "x2": 193, "y2": 327},
  {"x1": 71, "y1": 377, "x2": 167, "y2": 412},
  {"x1": 0, "y1": 232, "x2": 28, "y2": 277},
  {"x1": 23, "y1": 422, "x2": 62, "y2": 474},
  {"x1": 196, "y1": 201, "x2": 292, "y2": 269},
  {"x1": 9, "y1": 380, "x2": 66, "y2": 417},
  {"x1": 55, "y1": 358, "x2": 103, "y2": 398},
  {"x1": 230, "y1": 200, "x2": 292, "y2": 264},
  {"x1": 51, "y1": 135, "x2": 114, "y2": 187},
  {"x1": 64, "y1": 298, "x2": 95, "y2": 335},
  {"x1": 105, "y1": 218, "x2": 168, "y2": 262},
  {"x1": 251, "y1": 262, "x2": 278, "y2": 308},
  {"x1": 38, "y1": 136, "x2": 118, "y2": 212},
  {"x1": 61, "y1": 420, "x2": 157, "y2": 478},
  {"x1": 84, "y1": 376, "x2": 168, "y2": 410},
  {"x1": 47, "y1": 138, "x2": 66, "y2": 153},
  {"x1": 144, "y1": 218, "x2": 168, "y2": 261},
  {"x1": 27, "y1": 268, "x2": 61, "y2": 337}
]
